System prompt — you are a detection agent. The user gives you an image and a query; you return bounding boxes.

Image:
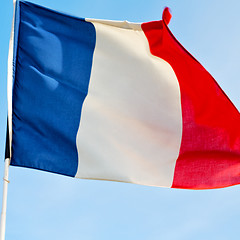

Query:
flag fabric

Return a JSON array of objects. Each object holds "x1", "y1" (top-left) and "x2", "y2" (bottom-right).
[{"x1": 8, "y1": 0, "x2": 240, "y2": 189}]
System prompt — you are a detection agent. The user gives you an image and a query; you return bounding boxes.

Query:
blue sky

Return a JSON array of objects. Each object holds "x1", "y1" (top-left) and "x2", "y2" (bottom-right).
[{"x1": 1, "y1": 0, "x2": 240, "y2": 239}]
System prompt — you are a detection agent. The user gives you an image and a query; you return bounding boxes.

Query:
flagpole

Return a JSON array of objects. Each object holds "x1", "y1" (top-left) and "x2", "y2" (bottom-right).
[
  {"x1": 0, "y1": 159, "x2": 10, "y2": 240},
  {"x1": 0, "y1": 0, "x2": 17, "y2": 239}
]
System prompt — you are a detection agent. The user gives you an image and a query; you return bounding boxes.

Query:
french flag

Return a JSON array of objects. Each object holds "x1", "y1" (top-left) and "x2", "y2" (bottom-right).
[{"x1": 8, "y1": 0, "x2": 240, "y2": 189}]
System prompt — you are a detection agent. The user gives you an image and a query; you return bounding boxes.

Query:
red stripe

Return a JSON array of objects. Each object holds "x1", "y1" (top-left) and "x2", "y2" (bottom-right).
[{"x1": 142, "y1": 20, "x2": 240, "y2": 189}]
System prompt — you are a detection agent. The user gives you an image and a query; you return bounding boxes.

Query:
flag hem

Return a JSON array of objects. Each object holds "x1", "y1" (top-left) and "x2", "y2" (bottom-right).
[{"x1": 6, "y1": 0, "x2": 20, "y2": 161}]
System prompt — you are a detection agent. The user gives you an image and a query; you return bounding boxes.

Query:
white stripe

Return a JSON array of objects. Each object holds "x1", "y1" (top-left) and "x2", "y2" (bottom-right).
[{"x1": 75, "y1": 21, "x2": 182, "y2": 187}]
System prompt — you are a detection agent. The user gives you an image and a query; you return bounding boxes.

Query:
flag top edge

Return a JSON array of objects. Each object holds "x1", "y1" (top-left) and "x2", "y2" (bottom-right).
[
  {"x1": 86, "y1": 18, "x2": 142, "y2": 31},
  {"x1": 19, "y1": 0, "x2": 85, "y2": 21},
  {"x1": 19, "y1": 0, "x2": 152, "y2": 31}
]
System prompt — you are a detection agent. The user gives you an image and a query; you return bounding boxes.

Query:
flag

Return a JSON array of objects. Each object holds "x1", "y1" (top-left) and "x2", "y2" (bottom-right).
[{"x1": 7, "y1": 0, "x2": 240, "y2": 189}]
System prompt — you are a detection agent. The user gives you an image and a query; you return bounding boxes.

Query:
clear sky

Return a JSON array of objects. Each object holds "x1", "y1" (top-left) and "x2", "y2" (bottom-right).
[{"x1": 0, "y1": 0, "x2": 240, "y2": 239}]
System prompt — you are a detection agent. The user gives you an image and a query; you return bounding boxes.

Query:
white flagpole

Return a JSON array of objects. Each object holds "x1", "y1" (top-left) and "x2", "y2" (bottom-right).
[
  {"x1": 0, "y1": 0, "x2": 17, "y2": 239},
  {"x1": 0, "y1": 159, "x2": 10, "y2": 240}
]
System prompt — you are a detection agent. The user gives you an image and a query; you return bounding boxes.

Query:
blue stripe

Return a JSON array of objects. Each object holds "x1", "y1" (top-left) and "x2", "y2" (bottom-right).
[{"x1": 11, "y1": 1, "x2": 96, "y2": 177}]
